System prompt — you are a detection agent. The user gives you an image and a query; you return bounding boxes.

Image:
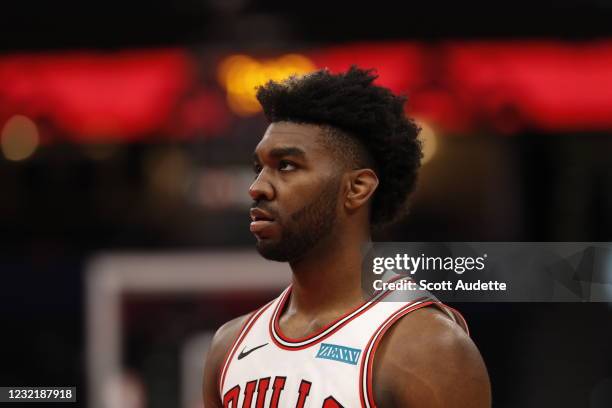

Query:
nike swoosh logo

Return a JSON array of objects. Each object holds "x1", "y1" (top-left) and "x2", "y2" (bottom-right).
[{"x1": 237, "y1": 343, "x2": 268, "y2": 360}]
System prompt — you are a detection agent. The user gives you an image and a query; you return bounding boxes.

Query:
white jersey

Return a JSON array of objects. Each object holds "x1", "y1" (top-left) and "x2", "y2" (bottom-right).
[{"x1": 219, "y1": 279, "x2": 467, "y2": 408}]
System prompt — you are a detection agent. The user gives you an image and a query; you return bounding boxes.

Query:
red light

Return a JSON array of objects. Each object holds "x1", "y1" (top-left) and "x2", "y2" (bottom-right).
[
  {"x1": 0, "y1": 49, "x2": 194, "y2": 142},
  {"x1": 308, "y1": 41, "x2": 612, "y2": 133},
  {"x1": 309, "y1": 42, "x2": 423, "y2": 93}
]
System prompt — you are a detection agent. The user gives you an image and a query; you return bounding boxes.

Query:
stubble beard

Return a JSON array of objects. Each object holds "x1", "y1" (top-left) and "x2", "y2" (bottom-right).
[{"x1": 256, "y1": 179, "x2": 340, "y2": 263}]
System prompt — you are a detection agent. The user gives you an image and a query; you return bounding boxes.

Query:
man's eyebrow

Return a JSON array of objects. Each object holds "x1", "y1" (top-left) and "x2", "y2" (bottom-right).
[{"x1": 253, "y1": 146, "x2": 306, "y2": 161}]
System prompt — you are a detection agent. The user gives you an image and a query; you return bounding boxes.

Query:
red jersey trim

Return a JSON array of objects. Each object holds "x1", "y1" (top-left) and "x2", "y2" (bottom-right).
[
  {"x1": 358, "y1": 301, "x2": 471, "y2": 408},
  {"x1": 442, "y1": 304, "x2": 470, "y2": 335},
  {"x1": 358, "y1": 298, "x2": 434, "y2": 408},
  {"x1": 269, "y1": 276, "x2": 404, "y2": 351},
  {"x1": 218, "y1": 300, "x2": 274, "y2": 396}
]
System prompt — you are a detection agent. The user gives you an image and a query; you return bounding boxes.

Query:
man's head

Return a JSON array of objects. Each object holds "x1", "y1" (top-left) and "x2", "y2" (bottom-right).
[{"x1": 249, "y1": 67, "x2": 422, "y2": 263}]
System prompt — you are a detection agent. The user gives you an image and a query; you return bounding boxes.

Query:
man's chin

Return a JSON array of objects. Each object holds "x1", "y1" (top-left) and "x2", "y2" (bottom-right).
[
  {"x1": 255, "y1": 240, "x2": 289, "y2": 262},
  {"x1": 256, "y1": 238, "x2": 310, "y2": 263}
]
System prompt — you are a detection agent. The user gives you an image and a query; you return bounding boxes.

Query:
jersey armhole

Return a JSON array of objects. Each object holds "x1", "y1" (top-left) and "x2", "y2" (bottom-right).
[
  {"x1": 358, "y1": 300, "x2": 469, "y2": 408},
  {"x1": 437, "y1": 303, "x2": 470, "y2": 336},
  {"x1": 217, "y1": 301, "x2": 274, "y2": 397},
  {"x1": 358, "y1": 299, "x2": 435, "y2": 408}
]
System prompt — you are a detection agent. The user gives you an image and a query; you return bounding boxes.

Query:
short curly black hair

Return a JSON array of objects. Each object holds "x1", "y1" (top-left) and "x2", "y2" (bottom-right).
[{"x1": 255, "y1": 66, "x2": 422, "y2": 227}]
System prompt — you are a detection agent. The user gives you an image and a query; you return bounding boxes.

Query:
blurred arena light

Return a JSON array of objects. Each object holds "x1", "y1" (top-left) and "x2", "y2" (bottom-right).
[
  {"x1": 144, "y1": 147, "x2": 192, "y2": 199},
  {"x1": 416, "y1": 120, "x2": 438, "y2": 165},
  {"x1": 1, "y1": 42, "x2": 612, "y2": 143},
  {"x1": 217, "y1": 54, "x2": 316, "y2": 116},
  {"x1": 1, "y1": 115, "x2": 39, "y2": 161},
  {"x1": 0, "y1": 50, "x2": 193, "y2": 141}
]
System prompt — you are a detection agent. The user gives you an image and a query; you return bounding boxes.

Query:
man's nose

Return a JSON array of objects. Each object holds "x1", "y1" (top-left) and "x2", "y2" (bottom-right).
[{"x1": 248, "y1": 171, "x2": 274, "y2": 201}]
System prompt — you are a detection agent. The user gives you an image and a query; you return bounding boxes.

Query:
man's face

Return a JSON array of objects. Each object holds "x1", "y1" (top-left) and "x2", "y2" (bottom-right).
[{"x1": 249, "y1": 122, "x2": 343, "y2": 263}]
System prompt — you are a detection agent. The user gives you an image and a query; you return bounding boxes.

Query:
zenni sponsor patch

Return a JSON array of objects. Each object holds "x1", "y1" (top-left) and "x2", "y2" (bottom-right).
[{"x1": 315, "y1": 343, "x2": 361, "y2": 365}]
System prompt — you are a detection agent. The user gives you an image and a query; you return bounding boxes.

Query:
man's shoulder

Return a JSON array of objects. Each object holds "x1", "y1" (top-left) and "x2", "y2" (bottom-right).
[
  {"x1": 208, "y1": 297, "x2": 278, "y2": 368},
  {"x1": 373, "y1": 306, "x2": 474, "y2": 377},
  {"x1": 202, "y1": 312, "x2": 254, "y2": 407},
  {"x1": 372, "y1": 305, "x2": 491, "y2": 407},
  {"x1": 386, "y1": 305, "x2": 469, "y2": 348},
  {"x1": 209, "y1": 313, "x2": 253, "y2": 362},
  {"x1": 216, "y1": 314, "x2": 252, "y2": 342}
]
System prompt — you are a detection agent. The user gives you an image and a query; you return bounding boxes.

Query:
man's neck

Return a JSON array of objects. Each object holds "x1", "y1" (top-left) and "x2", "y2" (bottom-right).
[{"x1": 286, "y1": 229, "x2": 370, "y2": 317}]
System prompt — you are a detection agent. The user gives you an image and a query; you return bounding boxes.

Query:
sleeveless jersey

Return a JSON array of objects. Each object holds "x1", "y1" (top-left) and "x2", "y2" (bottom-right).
[{"x1": 219, "y1": 278, "x2": 468, "y2": 408}]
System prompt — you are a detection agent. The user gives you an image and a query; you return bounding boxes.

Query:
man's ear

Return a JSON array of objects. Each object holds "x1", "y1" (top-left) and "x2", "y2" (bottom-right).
[{"x1": 344, "y1": 168, "x2": 379, "y2": 212}]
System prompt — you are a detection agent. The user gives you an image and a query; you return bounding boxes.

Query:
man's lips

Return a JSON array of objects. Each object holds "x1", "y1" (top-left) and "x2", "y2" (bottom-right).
[
  {"x1": 250, "y1": 219, "x2": 275, "y2": 234},
  {"x1": 249, "y1": 208, "x2": 276, "y2": 235},
  {"x1": 250, "y1": 207, "x2": 275, "y2": 222}
]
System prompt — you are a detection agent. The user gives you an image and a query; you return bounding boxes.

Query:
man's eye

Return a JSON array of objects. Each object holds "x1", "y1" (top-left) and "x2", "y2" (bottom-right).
[
  {"x1": 279, "y1": 160, "x2": 296, "y2": 171},
  {"x1": 253, "y1": 164, "x2": 262, "y2": 174}
]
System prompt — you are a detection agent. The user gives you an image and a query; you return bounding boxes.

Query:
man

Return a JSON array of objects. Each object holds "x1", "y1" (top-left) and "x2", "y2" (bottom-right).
[{"x1": 203, "y1": 67, "x2": 491, "y2": 407}]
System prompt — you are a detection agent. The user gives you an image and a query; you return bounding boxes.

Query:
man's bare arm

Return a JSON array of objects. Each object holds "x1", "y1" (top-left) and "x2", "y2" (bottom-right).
[
  {"x1": 202, "y1": 314, "x2": 250, "y2": 408},
  {"x1": 372, "y1": 307, "x2": 491, "y2": 408}
]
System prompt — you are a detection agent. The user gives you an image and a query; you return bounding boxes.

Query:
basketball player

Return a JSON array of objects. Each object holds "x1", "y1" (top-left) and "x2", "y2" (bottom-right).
[{"x1": 203, "y1": 67, "x2": 491, "y2": 407}]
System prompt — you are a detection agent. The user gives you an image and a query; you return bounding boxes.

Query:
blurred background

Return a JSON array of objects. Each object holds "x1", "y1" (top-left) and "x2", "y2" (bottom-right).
[{"x1": 0, "y1": 1, "x2": 611, "y2": 407}]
